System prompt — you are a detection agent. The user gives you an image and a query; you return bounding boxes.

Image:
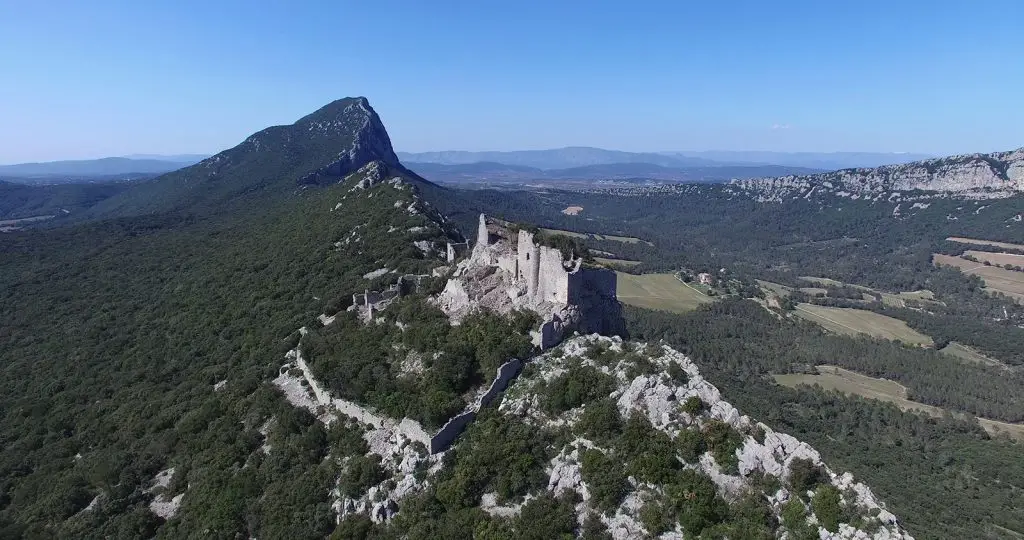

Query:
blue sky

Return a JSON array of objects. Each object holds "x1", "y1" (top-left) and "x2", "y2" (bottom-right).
[{"x1": 1, "y1": 0, "x2": 1022, "y2": 163}]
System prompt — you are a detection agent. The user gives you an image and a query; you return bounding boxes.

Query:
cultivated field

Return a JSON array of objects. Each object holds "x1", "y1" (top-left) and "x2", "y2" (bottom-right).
[
  {"x1": 542, "y1": 228, "x2": 653, "y2": 245},
  {"x1": 773, "y1": 365, "x2": 1024, "y2": 441},
  {"x1": 933, "y1": 253, "x2": 1024, "y2": 302},
  {"x1": 794, "y1": 304, "x2": 933, "y2": 346},
  {"x1": 616, "y1": 272, "x2": 713, "y2": 313},
  {"x1": 797, "y1": 276, "x2": 935, "y2": 307},
  {"x1": 964, "y1": 250, "x2": 1024, "y2": 268},
  {"x1": 947, "y1": 237, "x2": 1024, "y2": 251}
]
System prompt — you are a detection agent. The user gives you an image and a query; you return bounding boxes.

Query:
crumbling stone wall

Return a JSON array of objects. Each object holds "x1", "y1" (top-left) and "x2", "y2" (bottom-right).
[{"x1": 427, "y1": 358, "x2": 523, "y2": 453}]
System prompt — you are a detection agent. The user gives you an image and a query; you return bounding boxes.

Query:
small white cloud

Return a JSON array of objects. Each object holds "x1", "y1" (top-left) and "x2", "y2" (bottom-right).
[{"x1": 771, "y1": 123, "x2": 791, "y2": 130}]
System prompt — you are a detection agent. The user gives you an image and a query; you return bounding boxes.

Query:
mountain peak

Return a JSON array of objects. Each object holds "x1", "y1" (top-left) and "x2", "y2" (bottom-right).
[{"x1": 86, "y1": 97, "x2": 419, "y2": 217}]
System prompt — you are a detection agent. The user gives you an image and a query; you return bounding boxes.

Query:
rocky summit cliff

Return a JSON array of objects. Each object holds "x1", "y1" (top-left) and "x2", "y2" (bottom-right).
[
  {"x1": 86, "y1": 97, "x2": 431, "y2": 218},
  {"x1": 732, "y1": 147, "x2": 1024, "y2": 201}
]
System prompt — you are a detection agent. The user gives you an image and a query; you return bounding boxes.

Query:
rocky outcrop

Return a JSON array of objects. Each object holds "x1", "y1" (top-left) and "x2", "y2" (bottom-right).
[
  {"x1": 733, "y1": 147, "x2": 1024, "y2": 200},
  {"x1": 499, "y1": 335, "x2": 913, "y2": 540}
]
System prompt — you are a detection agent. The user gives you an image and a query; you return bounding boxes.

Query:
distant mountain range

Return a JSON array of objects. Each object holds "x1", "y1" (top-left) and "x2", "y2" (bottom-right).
[
  {"x1": 398, "y1": 147, "x2": 720, "y2": 169},
  {"x1": 1, "y1": 147, "x2": 937, "y2": 186},
  {"x1": 0, "y1": 155, "x2": 206, "y2": 179},
  {"x1": 659, "y1": 150, "x2": 935, "y2": 170},
  {"x1": 405, "y1": 161, "x2": 823, "y2": 185},
  {"x1": 398, "y1": 147, "x2": 934, "y2": 171}
]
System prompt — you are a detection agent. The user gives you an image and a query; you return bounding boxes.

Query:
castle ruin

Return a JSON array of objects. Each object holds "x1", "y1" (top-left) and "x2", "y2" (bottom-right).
[{"x1": 437, "y1": 214, "x2": 624, "y2": 348}]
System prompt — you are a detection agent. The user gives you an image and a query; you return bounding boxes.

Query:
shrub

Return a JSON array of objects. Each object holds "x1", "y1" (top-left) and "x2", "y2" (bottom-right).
[
  {"x1": 513, "y1": 492, "x2": 578, "y2": 540},
  {"x1": 542, "y1": 365, "x2": 615, "y2": 414},
  {"x1": 812, "y1": 484, "x2": 842, "y2": 532},
  {"x1": 618, "y1": 416, "x2": 680, "y2": 484},
  {"x1": 580, "y1": 515, "x2": 613, "y2": 540},
  {"x1": 682, "y1": 396, "x2": 704, "y2": 416},
  {"x1": 434, "y1": 411, "x2": 552, "y2": 508},
  {"x1": 339, "y1": 454, "x2": 386, "y2": 498},
  {"x1": 781, "y1": 498, "x2": 806, "y2": 528},
  {"x1": 574, "y1": 399, "x2": 623, "y2": 444},
  {"x1": 787, "y1": 458, "x2": 826, "y2": 495},
  {"x1": 666, "y1": 361, "x2": 688, "y2": 384},
  {"x1": 667, "y1": 469, "x2": 729, "y2": 535},
  {"x1": 702, "y1": 420, "x2": 744, "y2": 475},
  {"x1": 639, "y1": 499, "x2": 673, "y2": 535},
  {"x1": 675, "y1": 427, "x2": 706, "y2": 463},
  {"x1": 580, "y1": 449, "x2": 630, "y2": 514}
]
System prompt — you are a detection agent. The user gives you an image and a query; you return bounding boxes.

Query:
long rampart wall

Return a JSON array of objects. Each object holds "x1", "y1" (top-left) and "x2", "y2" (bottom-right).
[
  {"x1": 290, "y1": 326, "x2": 525, "y2": 454},
  {"x1": 427, "y1": 357, "x2": 523, "y2": 453}
]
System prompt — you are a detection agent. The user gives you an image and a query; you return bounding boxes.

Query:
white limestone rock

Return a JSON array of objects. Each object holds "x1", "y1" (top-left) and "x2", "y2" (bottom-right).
[{"x1": 733, "y1": 147, "x2": 1024, "y2": 201}]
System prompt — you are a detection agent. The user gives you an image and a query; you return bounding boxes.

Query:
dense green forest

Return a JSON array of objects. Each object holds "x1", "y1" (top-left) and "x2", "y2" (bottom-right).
[
  {"x1": 0, "y1": 180, "x2": 131, "y2": 220},
  {"x1": 0, "y1": 172, "x2": 455, "y2": 537}
]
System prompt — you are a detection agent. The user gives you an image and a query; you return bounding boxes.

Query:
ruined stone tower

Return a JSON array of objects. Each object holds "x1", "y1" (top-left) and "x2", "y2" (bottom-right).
[{"x1": 436, "y1": 214, "x2": 624, "y2": 349}]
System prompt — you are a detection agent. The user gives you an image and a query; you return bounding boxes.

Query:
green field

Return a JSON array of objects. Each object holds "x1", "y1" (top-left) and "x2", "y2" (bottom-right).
[
  {"x1": 794, "y1": 303, "x2": 933, "y2": 346},
  {"x1": 542, "y1": 227, "x2": 653, "y2": 245},
  {"x1": 616, "y1": 272, "x2": 713, "y2": 313},
  {"x1": 774, "y1": 365, "x2": 1024, "y2": 441}
]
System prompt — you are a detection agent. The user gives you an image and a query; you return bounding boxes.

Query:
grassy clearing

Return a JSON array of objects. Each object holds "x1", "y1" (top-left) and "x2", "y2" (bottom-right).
[
  {"x1": 756, "y1": 280, "x2": 792, "y2": 297},
  {"x1": 542, "y1": 228, "x2": 588, "y2": 239},
  {"x1": 934, "y1": 253, "x2": 1024, "y2": 302},
  {"x1": 798, "y1": 276, "x2": 844, "y2": 287},
  {"x1": 773, "y1": 365, "x2": 1024, "y2": 441},
  {"x1": 940, "y1": 342, "x2": 1008, "y2": 369},
  {"x1": 947, "y1": 237, "x2": 1024, "y2": 251},
  {"x1": 794, "y1": 304, "x2": 933, "y2": 346},
  {"x1": 541, "y1": 227, "x2": 653, "y2": 246},
  {"x1": 616, "y1": 272, "x2": 713, "y2": 313},
  {"x1": 595, "y1": 257, "x2": 641, "y2": 267}
]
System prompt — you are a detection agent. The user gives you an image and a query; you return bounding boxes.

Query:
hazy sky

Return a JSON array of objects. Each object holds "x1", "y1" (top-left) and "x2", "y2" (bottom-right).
[{"x1": 1, "y1": 0, "x2": 1022, "y2": 163}]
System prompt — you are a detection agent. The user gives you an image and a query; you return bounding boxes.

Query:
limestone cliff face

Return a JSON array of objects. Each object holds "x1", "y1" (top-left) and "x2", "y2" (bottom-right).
[
  {"x1": 733, "y1": 147, "x2": 1024, "y2": 201},
  {"x1": 294, "y1": 97, "x2": 410, "y2": 186},
  {"x1": 436, "y1": 214, "x2": 624, "y2": 347}
]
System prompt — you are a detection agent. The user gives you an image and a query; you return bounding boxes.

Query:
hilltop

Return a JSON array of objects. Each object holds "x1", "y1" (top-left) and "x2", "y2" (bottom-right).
[{"x1": 82, "y1": 97, "x2": 436, "y2": 219}]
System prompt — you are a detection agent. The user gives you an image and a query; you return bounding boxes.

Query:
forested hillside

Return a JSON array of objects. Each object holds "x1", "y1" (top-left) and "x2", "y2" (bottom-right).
[{"x1": 0, "y1": 128, "x2": 460, "y2": 537}]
